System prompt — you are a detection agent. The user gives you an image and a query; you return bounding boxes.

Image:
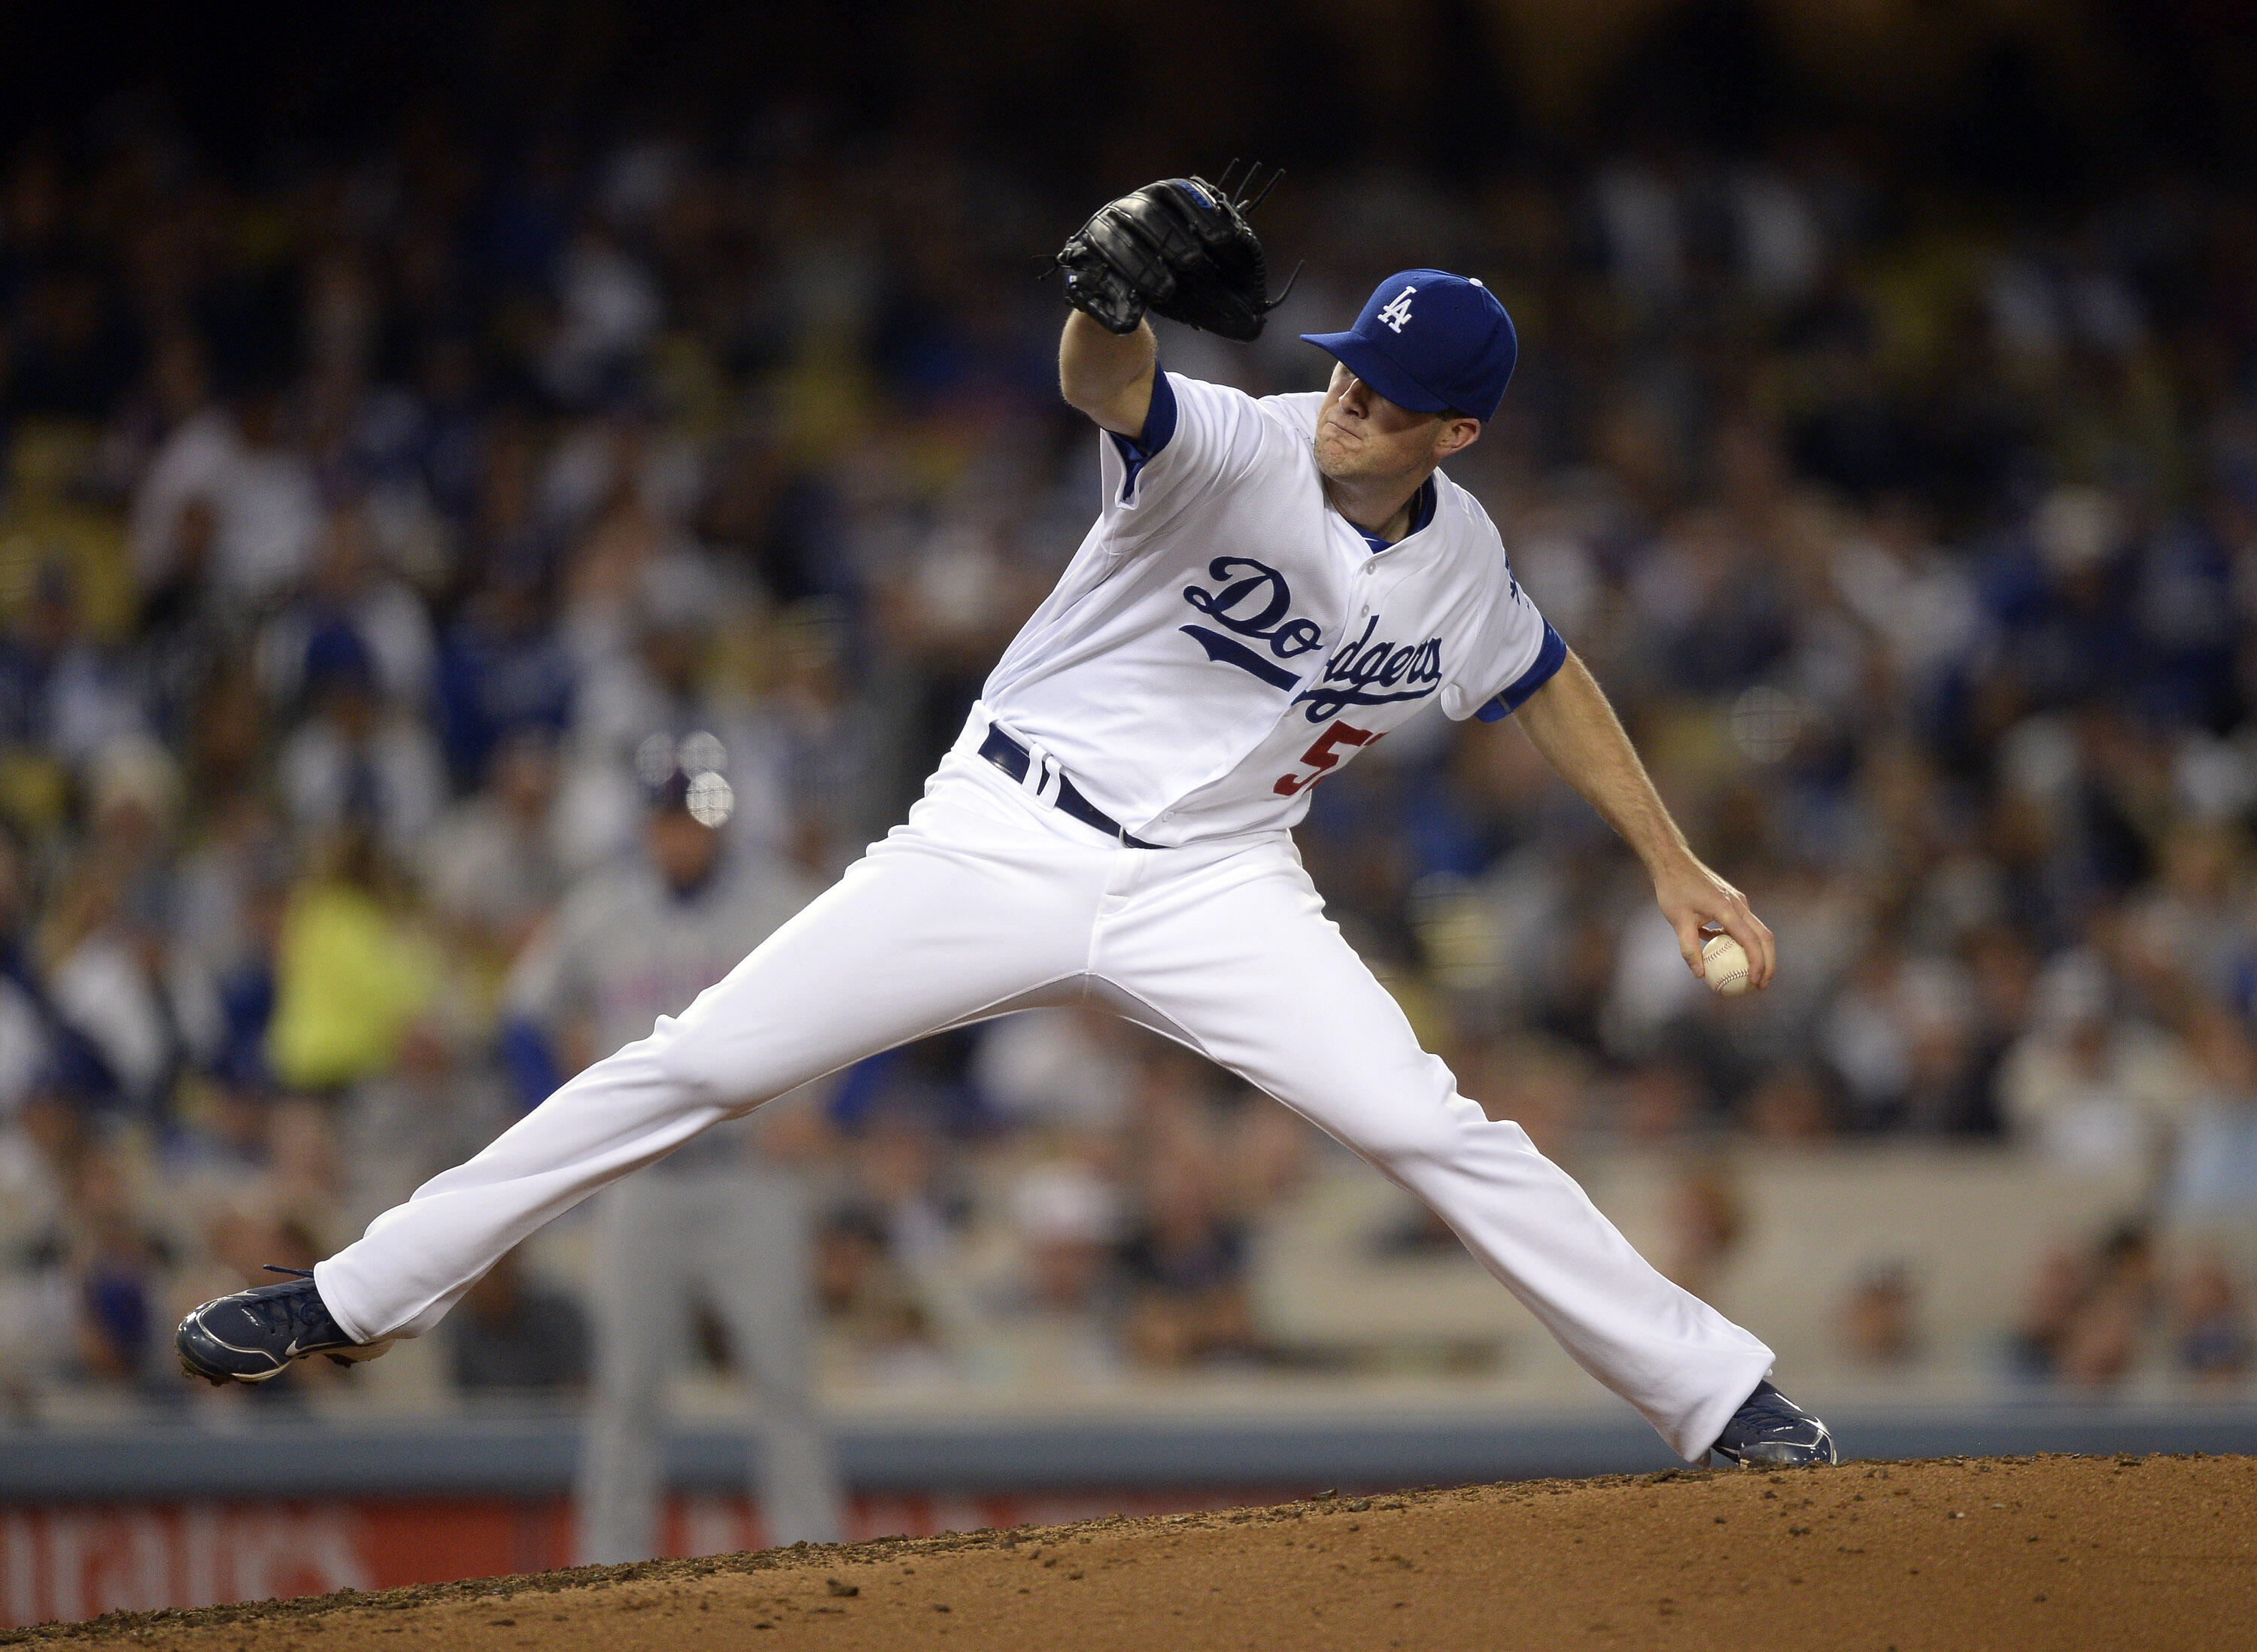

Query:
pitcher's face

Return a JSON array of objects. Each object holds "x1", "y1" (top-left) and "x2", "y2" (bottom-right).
[{"x1": 1313, "y1": 362, "x2": 1475, "y2": 486}]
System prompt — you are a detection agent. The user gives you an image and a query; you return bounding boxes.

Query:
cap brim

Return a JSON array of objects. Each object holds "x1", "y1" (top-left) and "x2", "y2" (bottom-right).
[{"x1": 1299, "y1": 330, "x2": 1454, "y2": 415}]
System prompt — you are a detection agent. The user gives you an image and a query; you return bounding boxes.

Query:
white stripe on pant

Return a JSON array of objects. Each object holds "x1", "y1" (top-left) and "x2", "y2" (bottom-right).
[{"x1": 317, "y1": 727, "x2": 1775, "y2": 1462}]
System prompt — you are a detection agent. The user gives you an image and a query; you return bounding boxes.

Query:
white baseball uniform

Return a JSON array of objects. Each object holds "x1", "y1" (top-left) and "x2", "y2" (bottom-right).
[{"x1": 316, "y1": 369, "x2": 1776, "y2": 1462}]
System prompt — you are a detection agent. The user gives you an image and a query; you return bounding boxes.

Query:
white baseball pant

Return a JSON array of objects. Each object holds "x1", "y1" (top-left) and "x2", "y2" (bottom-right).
[{"x1": 317, "y1": 715, "x2": 1776, "y2": 1462}]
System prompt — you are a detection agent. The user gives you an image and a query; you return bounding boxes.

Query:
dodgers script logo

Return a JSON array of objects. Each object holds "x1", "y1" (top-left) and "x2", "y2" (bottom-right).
[
  {"x1": 1293, "y1": 615, "x2": 1444, "y2": 721},
  {"x1": 1179, "y1": 560, "x2": 1445, "y2": 720},
  {"x1": 1378, "y1": 286, "x2": 1416, "y2": 333},
  {"x1": 1180, "y1": 557, "x2": 1325, "y2": 690}
]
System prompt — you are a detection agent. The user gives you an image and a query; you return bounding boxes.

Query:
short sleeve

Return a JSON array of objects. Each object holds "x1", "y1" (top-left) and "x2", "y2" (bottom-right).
[
  {"x1": 1095, "y1": 371, "x2": 1265, "y2": 520},
  {"x1": 1444, "y1": 559, "x2": 1566, "y2": 723}
]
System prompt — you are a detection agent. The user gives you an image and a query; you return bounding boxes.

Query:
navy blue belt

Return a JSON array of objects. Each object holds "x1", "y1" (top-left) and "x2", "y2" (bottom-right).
[{"x1": 979, "y1": 726, "x2": 1162, "y2": 849}]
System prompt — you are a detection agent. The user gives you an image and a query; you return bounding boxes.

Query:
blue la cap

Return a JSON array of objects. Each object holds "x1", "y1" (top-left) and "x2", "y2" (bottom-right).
[{"x1": 1301, "y1": 269, "x2": 1517, "y2": 424}]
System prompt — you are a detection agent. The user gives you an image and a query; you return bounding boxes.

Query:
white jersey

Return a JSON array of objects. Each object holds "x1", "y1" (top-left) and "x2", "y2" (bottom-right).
[{"x1": 981, "y1": 370, "x2": 1563, "y2": 846}]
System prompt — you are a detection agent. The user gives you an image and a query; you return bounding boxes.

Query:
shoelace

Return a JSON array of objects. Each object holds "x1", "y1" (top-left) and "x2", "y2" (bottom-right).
[{"x1": 238, "y1": 1265, "x2": 337, "y2": 1343}]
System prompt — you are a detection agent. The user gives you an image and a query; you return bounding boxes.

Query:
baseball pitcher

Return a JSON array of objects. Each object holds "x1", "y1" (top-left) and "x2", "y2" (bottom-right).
[{"x1": 181, "y1": 174, "x2": 1835, "y2": 1470}]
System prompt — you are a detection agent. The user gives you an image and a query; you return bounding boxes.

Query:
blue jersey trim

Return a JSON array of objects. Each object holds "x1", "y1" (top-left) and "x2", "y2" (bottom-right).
[
  {"x1": 1107, "y1": 368, "x2": 1180, "y2": 502},
  {"x1": 1354, "y1": 476, "x2": 1437, "y2": 555},
  {"x1": 1476, "y1": 620, "x2": 1567, "y2": 721}
]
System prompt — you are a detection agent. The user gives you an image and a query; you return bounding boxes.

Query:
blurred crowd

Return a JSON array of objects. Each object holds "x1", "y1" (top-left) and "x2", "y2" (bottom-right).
[{"x1": 0, "y1": 111, "x2": 2254, "y2": 1417}]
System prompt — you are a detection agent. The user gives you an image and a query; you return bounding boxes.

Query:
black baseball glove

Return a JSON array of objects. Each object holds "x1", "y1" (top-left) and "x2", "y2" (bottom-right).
[{"x1": 1055, "y1": 162, "x2": 1296, "y2": 342}]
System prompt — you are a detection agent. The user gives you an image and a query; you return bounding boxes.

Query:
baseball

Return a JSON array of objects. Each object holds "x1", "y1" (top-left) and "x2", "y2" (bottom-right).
[{"x1": 1701, "y1": 933, "x2": 1751, "y2": 996}]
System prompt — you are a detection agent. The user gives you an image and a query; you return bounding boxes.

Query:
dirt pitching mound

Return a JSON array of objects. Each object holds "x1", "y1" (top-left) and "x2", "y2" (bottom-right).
[{"x1": 8, "y1": 1454, "x2": 2250, "y2": 1651}]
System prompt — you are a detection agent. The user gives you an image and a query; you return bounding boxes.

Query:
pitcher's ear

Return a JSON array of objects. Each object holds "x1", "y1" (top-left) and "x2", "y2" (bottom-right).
[{"x1": 1437, "y1": 415, "x2": 1481, "y2": 459}]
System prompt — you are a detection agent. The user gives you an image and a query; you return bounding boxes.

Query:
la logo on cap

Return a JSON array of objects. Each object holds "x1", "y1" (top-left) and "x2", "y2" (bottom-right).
[{"x1": 1300, "y1": 267, "x2": 1518, "y2": 422}]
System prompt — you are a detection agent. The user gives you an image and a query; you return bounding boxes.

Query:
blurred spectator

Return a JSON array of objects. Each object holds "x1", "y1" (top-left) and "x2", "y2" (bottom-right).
[
  {"x1": 0, "y1": 426, "x2": 134, "y2": 648},
  {"x1": 0, "y1": 1084, "x2": 74, "y2": 1253},
  {"x1": 167, "y1": 782, "x2": 289, "y2": 1086},
  {"x1": 2011, "y1": 1223, "x2": 2159, "y2": 1389},
  {"x1": 1618, "y1": 1061, "x2": 1704, "y2": 1143},
  {"x1": 815, "y1": 1204, "x2": 955, "y2": 1387},
  {"x1": 1660, "y1": 1159, "x2": 1745, "y2": 1305},
  {"x1": 1840, "y1": 1260, "x2": 1921, "y2": 1368},
  {"x1": 2172, "y1": 1250, "x2": 2252, "y2": 1386},
  {"x1": 1998, "y1": 950, "x2": 2196, "y2": 1171},
  {"x1": 131, "y1": 377, "x2": 320, "y2": 605},
  {"x1": 265, "y1": 825, "x2": 440, "y2": 1093},
  {"x1": 136, "y1": 498, "x2": 241, "y2": 746},
  {"x1": 0, "y1": 557, "x2": 144, "y2": 770},
  {"x1": 2055, "y1": 1225, "x2": 2158, "y2": 1389},
  {"x1": 415, "y1": 728, "x2": 568, "y2": 971},
  {"x1": 0, "y1": 821, "x2": 117, "y2": 1110},
  {"x1": 971, "y1": 1007, "x2": 1135, "y2": 1136},
  {"x1": 433, "y1": 562, "x2": 576, "y2": 793},
  {"x1": 448, "y1": 1246, "x2": 589, "y2": 1395},
  {"x1": 554, "y1": 560, "x2": 745, "y2": 874},
  {"x1": 1007, "y1": 1160, "x2": 1124, "y2": 1324},
  {"x1": 275, "y1": 621, "x2": 445, "y2": 857},
  {"x1": 829, "y1": 1098, "x2": 984, "y2": 1359},
  {"x1": 39, "y1": 734, "x2": 219, "y2": 1110},
  {"x1": 2164, "y1": 1007, "x2": 2257, "y2": 1226},
  {"x1": 22, "y1": 1131, "x2": 174, "y2": 1393},
  {"x1": 2009, "y1": 1241, "x2": 2094, "y2": 1384},
  {"x1": 257, "y1": 506, "x2": 436, "y2": 713},
  {"x1": 1739, "y1": 1064, "x2": 1836, "y2": 1140},
  {"x1": 1818, "y1": 949, "x2": 1984, "y2": 1134},
  {"x1": 735, "y1": 599, "x2": 888, "y2": 870},
  {"x1": 1119, "y1": 1147, "x2": 1256, "y2": 1370}
]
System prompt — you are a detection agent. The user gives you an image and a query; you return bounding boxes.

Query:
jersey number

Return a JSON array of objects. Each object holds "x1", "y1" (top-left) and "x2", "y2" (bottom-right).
[{"x1": 1273, "y1": 721, "x2": 1380, "y2": 796}]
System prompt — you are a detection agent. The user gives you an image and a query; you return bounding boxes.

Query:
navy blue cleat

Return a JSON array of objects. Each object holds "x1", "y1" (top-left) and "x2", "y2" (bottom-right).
[
  {"x1": 176, "y1": 1266, "x2": 393, "y2": 1385},
  {"x1": 1709, "y1": 1380, "x2": 1839, "y2": 1468}
]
